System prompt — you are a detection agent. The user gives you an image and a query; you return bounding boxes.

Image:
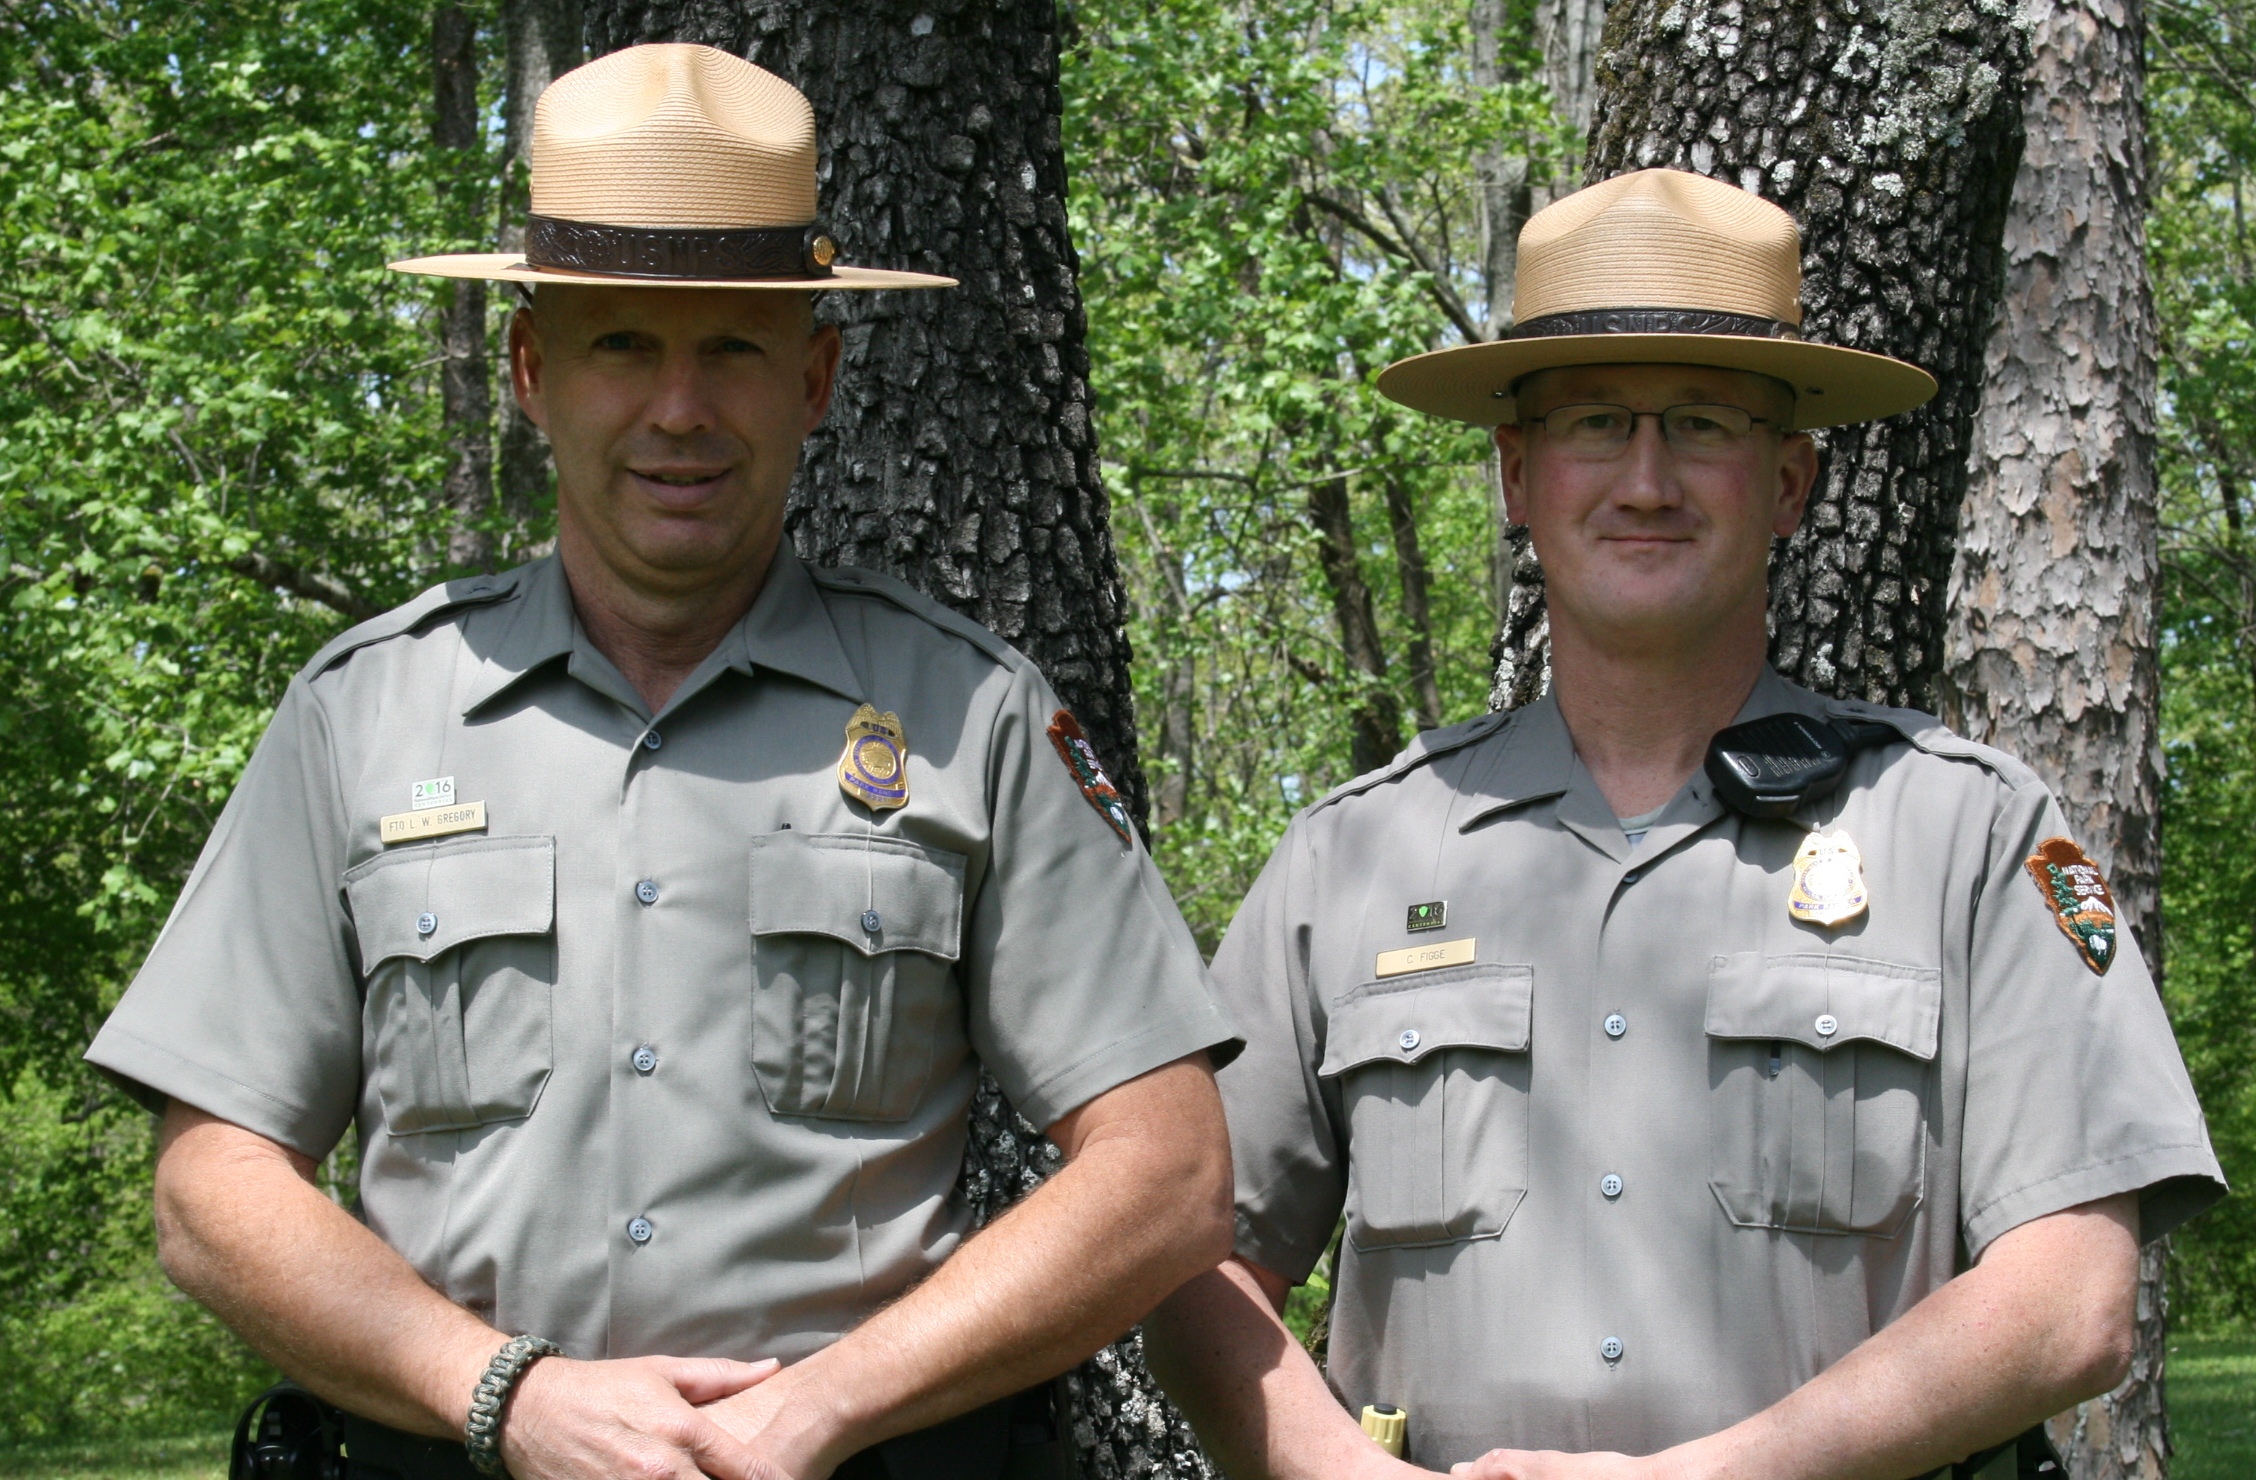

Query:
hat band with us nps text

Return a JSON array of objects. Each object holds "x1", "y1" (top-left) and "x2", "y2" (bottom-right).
[
  {"x1": 524, "y1": 214, "x2": 838, "y2": 282},
  {"x1": 1509, "y1": 307, "x2": 1804, "y2": 342}
]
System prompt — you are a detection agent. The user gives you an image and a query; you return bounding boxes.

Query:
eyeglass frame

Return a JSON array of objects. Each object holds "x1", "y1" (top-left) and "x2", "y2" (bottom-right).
[{"x1": 1524, "y1": 402, "x2": 1786, "y2": 459}]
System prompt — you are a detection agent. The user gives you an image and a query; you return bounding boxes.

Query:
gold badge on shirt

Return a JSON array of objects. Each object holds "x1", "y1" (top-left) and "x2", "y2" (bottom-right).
[
  {"x1": 838, "y1": 704, "x2": 910, "y2": 812},
  {"x1": 1788, "y1": 828, "x2": 1868, "y2": 927}
]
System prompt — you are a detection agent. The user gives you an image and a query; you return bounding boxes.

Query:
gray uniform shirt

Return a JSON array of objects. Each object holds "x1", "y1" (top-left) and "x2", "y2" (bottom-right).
[
  {"x1": 1213, "y1": 670, "x2": 2222, "y2": 1465},
  {"x1": 89, "y1": 550, "x2": 1235, "y2": 1363}
]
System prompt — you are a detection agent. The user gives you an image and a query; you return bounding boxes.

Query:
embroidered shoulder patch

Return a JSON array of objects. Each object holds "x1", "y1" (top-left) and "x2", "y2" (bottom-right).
[
  {"x1": 1046, "y1": 709, "x2": 1134, "y2": 845},
  {"x1": 2024, "y1": 836, "x2": 2117, "y2": 975}
]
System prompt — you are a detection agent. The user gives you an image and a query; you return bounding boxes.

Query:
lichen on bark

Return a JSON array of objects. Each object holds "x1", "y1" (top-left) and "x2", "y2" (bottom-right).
[{"x1": 1574, "y1": 0, "x2": 2031, "y2": 708}]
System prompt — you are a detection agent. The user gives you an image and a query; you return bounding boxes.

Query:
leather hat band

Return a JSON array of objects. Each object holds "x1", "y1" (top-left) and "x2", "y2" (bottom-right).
[
  {"x1": 524, "y1": 214, "x2": 837, "y2": 280},
  {"x1": 1510, "y1": 308, "x2": 1802, "y2": 341}
]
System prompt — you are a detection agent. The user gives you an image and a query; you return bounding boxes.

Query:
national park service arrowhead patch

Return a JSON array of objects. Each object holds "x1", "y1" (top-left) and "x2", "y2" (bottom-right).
[
  {"x1": 838, "y1": 704, "x2": 910, "y2": 812},
  {"x1": 2025, "y1": 836, "x2": 2117, "y2": 975},
  {"x1": 1047, "y1": 709, "x2": 1134, "y2": 845}
]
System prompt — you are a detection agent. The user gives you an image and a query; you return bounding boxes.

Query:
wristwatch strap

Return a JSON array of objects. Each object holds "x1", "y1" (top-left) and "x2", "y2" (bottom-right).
[{"x1": 464, "y1": 1334, "x2": 561, "y2": 1477}]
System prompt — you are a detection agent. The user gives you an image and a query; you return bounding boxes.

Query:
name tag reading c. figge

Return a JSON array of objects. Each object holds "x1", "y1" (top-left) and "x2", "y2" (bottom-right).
[
  {"x1": 380, "y1": 800, "x2": 487, "y2": 845},
  {"x1": 1374, "y1": 936, "x2": 1476, "y2": 979}
]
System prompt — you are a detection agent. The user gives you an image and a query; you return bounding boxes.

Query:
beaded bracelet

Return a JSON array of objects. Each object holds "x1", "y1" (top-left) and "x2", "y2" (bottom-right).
[{"x1": 464, "y1": 1333, "x2": 561, "y2": 1477}]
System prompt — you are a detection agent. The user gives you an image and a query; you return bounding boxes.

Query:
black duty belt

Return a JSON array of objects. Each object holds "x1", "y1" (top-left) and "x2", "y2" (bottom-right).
[{"x1": 234, "y1": 1378, "x2": 1074, "y2": 1480}]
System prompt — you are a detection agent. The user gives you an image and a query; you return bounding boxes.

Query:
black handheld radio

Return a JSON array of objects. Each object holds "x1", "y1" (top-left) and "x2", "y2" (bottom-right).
[{"x1": 1703, "y1": 711, "x2": 1901, "y2": 819}]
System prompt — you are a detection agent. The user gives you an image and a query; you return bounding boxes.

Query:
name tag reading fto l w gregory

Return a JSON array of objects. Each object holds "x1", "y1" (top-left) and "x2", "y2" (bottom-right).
[
  {"x1": 380, "y1": 801, "x2": 488, "y2": 845},
  {"x1": 1375, "y1": 937, "x2": 1476, "y2": 978}
]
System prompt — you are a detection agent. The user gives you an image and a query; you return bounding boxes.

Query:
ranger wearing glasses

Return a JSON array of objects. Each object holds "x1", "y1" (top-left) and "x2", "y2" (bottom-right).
[{"x1": 1142, "y1": 170, "x2": 2223, "y2": 1480}]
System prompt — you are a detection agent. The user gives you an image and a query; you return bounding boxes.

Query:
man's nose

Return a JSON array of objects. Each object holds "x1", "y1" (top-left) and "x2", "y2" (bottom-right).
[
  {"x1": 1613, "y1": 415, "x2": 1681, "y2": 506},
  {"x1": 646, "y1": 350, "x2": 717, "y2": 435}
]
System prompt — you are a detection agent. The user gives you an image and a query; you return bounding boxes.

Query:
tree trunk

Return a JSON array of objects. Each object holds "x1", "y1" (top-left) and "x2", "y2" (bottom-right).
[
  {"x1": 1471, "y1": 0, "x2": 1532, "y2": 342},
  {"x1": 1936, "y1": 4, "x2": 2169, "y2": 1476},
  {"x1": 1307, "y1": 468, "x2": 1404, "y2": 772},
  {"x1": 1478, "y1": 0, "x2": 1604, "y2": 707},
  {"x1": 582, "y1": 6, "x2": 1197, "y2": 1475},
  {"x1": 1503, "y1": 0, "x2": 2029, "y2": 711},
  {"x1": 1382, "y1": 470, "x2": 1444, "y2": 732},
  {"x1": 1534, "y1": 0, "x2": 1606, "y2": 149},
  {"x1": 496, "y1": 0, "x2": 582, "y2": 556},
  {"x1": 435, "y1": 4, "x2": 495, "y2": 570}
]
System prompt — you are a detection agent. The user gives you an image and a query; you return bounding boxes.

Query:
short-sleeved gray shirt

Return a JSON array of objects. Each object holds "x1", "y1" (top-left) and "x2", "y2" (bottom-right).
[
  {"x1": 89, "y1": 550, "x2": 1236, "y2": 1362},
  {"x1": 1212, "y1": 669, "x2": 2222, "y2": 1465}
]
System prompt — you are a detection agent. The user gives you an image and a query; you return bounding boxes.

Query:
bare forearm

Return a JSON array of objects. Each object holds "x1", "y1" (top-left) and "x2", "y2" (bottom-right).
[
  {"x1": 726, "y1": 1058, "x2": 1233, "y2": 1469},
  {"x1": 1669, "y1": 1196, "x2": 2140, "y2": 1480},
  {"x1": 1145, "y1": 1260, "x2": 1409, "y2": 1480},
  {"x1": 155, "y1": 1103, "x2": 498, "y2": 1437}
]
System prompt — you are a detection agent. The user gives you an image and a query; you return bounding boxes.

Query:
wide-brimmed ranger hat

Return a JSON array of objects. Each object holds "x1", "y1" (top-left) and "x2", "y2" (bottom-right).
[
  {"x1": 391, "y1": 44, "x2": 952, "y2": 292},
  {"x1": 1377, "y1": 169, "x2": 1934, "y2": 430}
]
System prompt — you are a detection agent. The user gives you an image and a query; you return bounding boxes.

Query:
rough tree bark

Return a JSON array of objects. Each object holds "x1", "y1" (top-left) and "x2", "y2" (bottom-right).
[
  {"x1": 582, "y1": 5, "x2": 1202, "y2": 1476},
  {"x1": 435, "y1": 5, "x2": 494, "y2": 570},
  {"x1": 496, "y1": 0, "x2": 583, "y2": 552},
  {"x1": 1937, "y1": 4, "x2": 2170, "y2": 1476},
  {"x1": 1489, "y1": 0, "x2": 2030, "y2": 713}
]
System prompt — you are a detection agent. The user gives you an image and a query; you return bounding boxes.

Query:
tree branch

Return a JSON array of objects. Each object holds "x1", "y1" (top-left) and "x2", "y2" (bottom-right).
[
  {"x1": 1302, "y1": 190, "x2": 1486, "y2": 344},
  {"x1": 227, "y1": 552, "x2": 381, "y2": 622}
]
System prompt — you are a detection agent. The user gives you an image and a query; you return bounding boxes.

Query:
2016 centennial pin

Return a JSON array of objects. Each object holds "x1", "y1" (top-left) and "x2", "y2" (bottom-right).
[
  {"x1": 1788, "y1": 828, "x2": 1869, "y2": 927},
  {"x1": 837, "y1": 704, "x2": 910, "y2": 812}
]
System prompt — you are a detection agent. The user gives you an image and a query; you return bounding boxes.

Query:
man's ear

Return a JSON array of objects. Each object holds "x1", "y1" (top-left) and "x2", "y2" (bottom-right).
[
  {"x1": 1494, "y1": 422, "x2": 1532, "y2": 526},
  {"x1": 1771, "y1": 431, "x2": 1819, "y2": 539},
  {"x1": 509, "y1": 307, "x2": 547, "y2": 432},
  {"x1": 802, "y1": 321, "x2": 844, "y2": 434}
]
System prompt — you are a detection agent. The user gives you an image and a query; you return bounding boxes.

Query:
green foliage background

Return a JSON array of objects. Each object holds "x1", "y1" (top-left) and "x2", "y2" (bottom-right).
[{"x1": 0, "y1": 0, "x2": 2248, "y2": 1444}]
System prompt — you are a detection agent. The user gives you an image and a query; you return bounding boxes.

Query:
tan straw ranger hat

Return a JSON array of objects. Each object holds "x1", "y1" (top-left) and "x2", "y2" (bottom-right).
[
  {"x1": 390, "y1": 44, "x2": 952, "y2": 291},
  {"x1": 1376, "y1": 169, "x2": 1934, "y2": 430}
]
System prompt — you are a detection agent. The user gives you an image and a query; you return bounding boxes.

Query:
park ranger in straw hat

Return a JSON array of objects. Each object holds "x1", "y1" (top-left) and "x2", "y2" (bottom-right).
[
  {"x1": 1143, "y1": 168, "x2": 2224, "y2": 1480},
  {"x1": 88, "y1": 43, "x2": 1239, "y2": 1480}
]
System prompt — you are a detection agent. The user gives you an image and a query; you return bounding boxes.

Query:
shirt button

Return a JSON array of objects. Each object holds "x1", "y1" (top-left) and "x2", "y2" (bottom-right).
[
  {"x1": 1604, "y1": 1013, "x2": 1628, "y2": 1039},
  {"x1": 1622, "y1": 870, "x2": 1640, "y2": 885},
  {"x1": 626, "y1": 1216, "x2": 653, "y2": 1245},
  {"x1": 416, "y1": 912, "x2": 437, "y2": 937},
  {"x1": 1815, "y1": 1013, "x2": 1840, "y2": 1038},
  {"x1": 1398, "y1": 1028, "x2": 1421, "y2": 1052},
  {"x1": 636, "y1": 879, "x2": 660, "y2": 905},
  {"x1": 1600, "y1": 1173, "x2": 1624, "y2": 1199},
  {"x1": 641, "y1": 730, "x2": 663, "y2": 751},
  {"x1": 862, "y1": 909, "x2": 882, "y2": 933},
  {"x1": 1600, "y1": 1336, "x2": 1625, "y2": 1362},
  {"x1": 631, "y1": 1045, "x2": 658, "y2": 1075}
]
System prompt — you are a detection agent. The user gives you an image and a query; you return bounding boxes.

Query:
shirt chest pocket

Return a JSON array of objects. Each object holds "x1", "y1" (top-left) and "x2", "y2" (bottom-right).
[
  {"x1": 344, "y1": 837, "x2": 556, "y2": 1136},
  {"x1": 1705, "y1": 951, "x2": 1941, "y2": 1237},
  {"x1": 1319, "y1": 965, "x2": 1533, "y2": 1251},
  {"x1": 748, "y1": 832, "x2": 968, "y2": 1122}
]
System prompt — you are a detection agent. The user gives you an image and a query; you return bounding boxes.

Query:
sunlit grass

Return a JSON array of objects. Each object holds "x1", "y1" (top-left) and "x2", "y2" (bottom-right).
[
  {"x1": 2171, "y1": 1330, "x2": 2256, "y2": 1480},
  {"x1": 0, "y1": 1431, "x2": 226, "y2": 1480}
]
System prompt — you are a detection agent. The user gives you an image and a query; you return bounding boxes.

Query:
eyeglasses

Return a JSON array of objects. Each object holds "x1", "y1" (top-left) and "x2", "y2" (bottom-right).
[{"x1": 1532, "y1": 403, "x2": 1779, "y2": 459}]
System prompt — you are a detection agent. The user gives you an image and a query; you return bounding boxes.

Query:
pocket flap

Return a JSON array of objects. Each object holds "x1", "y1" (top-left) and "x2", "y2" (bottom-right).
[
  {"x1": 344, "y1": 836, "x2": 555, "y2": 973},
  {"x1": 749, "y1": 831, "x2": 966, "y2": 960},
  {"x1": 1320, "y1": 964, "x2": 1534, "y2": 1076},
  {"x1": 1706, "y1": 952, "x2": 1941, "y2": 1059}
]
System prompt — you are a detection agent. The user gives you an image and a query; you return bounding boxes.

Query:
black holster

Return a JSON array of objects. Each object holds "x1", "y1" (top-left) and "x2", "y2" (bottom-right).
[
  {"x1": 1916, "y1": 1424, "x2": 2065, "y2": 1480},
  {"x1": 230, "y1": 1384, "x2": 347, "y2": 1480}
]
